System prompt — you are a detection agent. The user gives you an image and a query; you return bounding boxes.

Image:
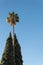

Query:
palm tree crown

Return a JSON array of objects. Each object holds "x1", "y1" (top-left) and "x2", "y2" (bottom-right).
[{"x1": 6, "y1": 12, "x2": 19, "y2": 26}]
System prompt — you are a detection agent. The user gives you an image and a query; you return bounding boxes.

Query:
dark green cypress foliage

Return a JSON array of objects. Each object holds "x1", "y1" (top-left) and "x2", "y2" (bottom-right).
[
  {"x1": 1, "y1": 33, "x2": 23, "y2": 65},
  {"x1": 1, "y1": 32, "x2": 13, "y2": 65},
  {"x1": 14, "y1": 34, "x2": 23, "y2": 65}
]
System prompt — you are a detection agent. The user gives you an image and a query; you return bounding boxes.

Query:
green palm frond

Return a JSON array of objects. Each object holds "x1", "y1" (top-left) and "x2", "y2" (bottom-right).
[{"x1": 6, "y1": 12, "x2": 19, "y2": 26}]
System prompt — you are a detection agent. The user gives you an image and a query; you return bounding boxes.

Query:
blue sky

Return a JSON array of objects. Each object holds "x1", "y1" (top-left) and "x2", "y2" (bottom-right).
[{"x1": 0, "y1": 0, "x2": 43, "y2": 65}]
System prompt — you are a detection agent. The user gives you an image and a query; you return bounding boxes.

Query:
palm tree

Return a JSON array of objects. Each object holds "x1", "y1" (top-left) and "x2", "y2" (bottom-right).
[
  {"x1": 6, "y1": 12, "x2": 19, "y2": 65},
  {"x1": 6, "y1": 12, "x2": 19, "y2": 45}
]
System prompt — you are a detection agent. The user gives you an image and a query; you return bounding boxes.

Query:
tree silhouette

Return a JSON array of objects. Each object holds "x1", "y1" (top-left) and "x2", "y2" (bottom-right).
[
  {"x1": 1, "y1": 33, "x2": 23, "y2": 65},
  {"x1": 14, "y1": 34, "x2": 23, "y2": 65},
  {"x1": 1, "y1": 32, "x2": 13, "y2": 65}
]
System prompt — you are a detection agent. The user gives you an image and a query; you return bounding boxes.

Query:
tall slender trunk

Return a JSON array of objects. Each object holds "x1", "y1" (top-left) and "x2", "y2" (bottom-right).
[{"x1": 12, "y1": 26, "x2": 15, "y2": 65}]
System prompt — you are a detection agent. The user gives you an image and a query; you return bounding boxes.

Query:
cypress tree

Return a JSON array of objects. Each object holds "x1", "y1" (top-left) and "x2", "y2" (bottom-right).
[
  {"x1": 1, "y1": 33, "x2": 23, "y2": 65},
  {"x1": 14, "y1": 34, "x2": 23, "y2": 65},
  {"x1": 1, "y1": 32, "x2": 13, "y2": 65}
]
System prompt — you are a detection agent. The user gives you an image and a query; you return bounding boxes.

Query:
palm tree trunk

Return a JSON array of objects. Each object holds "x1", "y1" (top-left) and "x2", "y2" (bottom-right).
[
  {"x1": 13, "y1": 26, "x2": 14, "y2": 46},
  {"x1": 12, "y1": 26, "x2": 15, "y2": 65}
]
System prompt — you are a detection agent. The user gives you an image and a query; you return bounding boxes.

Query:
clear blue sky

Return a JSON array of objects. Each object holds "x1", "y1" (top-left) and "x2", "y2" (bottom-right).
[{"x1": 0, "y1": 0, "x2": 43, "y2": 65}]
